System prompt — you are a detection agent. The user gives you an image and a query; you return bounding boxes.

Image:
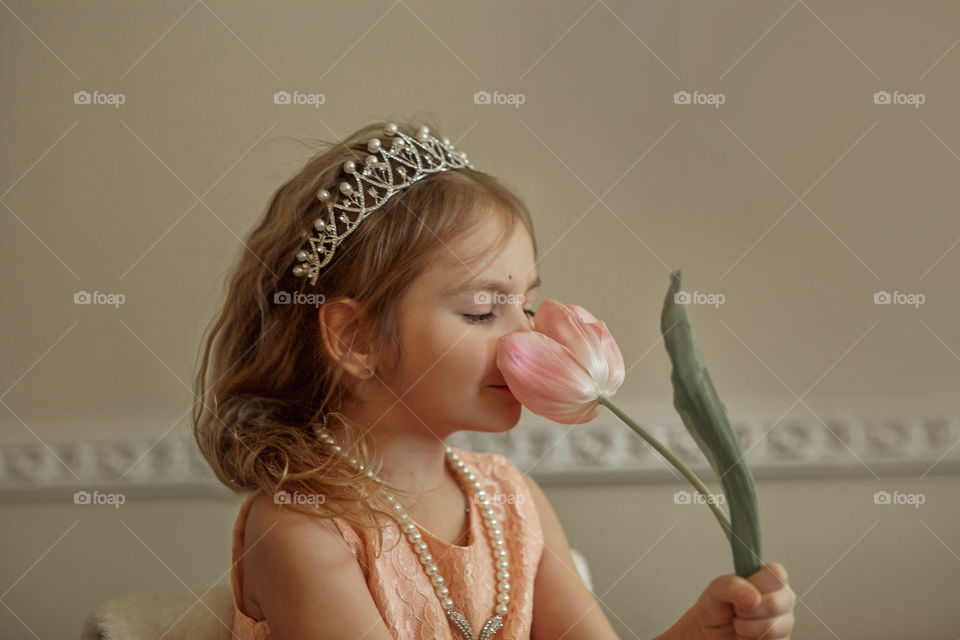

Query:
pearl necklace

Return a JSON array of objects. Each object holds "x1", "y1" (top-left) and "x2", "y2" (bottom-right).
[{"x1": 317, "y1": 429, "x2": 510, "y2": 640}]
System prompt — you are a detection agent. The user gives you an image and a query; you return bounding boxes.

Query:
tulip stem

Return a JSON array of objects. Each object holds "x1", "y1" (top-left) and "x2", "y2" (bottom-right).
[{"x1": 597, "y1": 395, "x2": 734, "y2": 541}]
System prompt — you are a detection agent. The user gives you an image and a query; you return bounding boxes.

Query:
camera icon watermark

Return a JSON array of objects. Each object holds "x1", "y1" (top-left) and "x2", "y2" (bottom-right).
[
  {"x1": 873, "y1": 90, "x2": 925, "y2": 108},
  {"x1": 74, "y1": 490, "x2": 126, "y2": 508},
  {"x1": 73, "y1": 90, "x2": 126, "y2": 108},
  {"x1": 873, "y1": 490, "x2": 925, "y2": 508},
  {"x1": 274, "y1": 490, "x2": 326, "y2": 506},
  {"x1": 273, "y1": 90, "x2": 326, "y2": 108},
  {"x1": 473, "y1": 90, "x2": 526, "y2": 108},
  {"x1": 873, "y1": 290, "x2": 925, "y2": 308},
  {"x1": 673, "y1": 490, "x2": 725, "y2": 505},
  {"x1": 74, "y1": 290, "x2": 126, "y2": 308},
  {"x1": 673, "y1": 90, "x2": 725, "y2": 108},
  {"x1": 673, "y1": 290, "x2": 725, "y2": 308},
  {"x1": 273, "y1": 291, "x2": 326, "y2": 307}
]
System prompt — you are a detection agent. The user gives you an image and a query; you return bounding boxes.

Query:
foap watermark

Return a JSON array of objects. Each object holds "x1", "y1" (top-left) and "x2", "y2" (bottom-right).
[
  {"x1": 673, "y1": 90, "x2": 725, "y2": 109},
  {"x1": 274, "y1": 291, "x2": 326, "y2": 307},
  {"x1": 74, "y1": 290, "x2": 126, "y2": 308},
  {"x1": 673, "y1": 290, "x2": 725, "y2": 308},
  {"x1": 273, "y1": 490, "x2": 326, "y2": 506},
  {"x1": 673, "y1": 490, "x2": 726, "y2": 506},
  {"x1": 474, "y1": 291, "x2": 527, "y2": 308},
  {"x1": 475, "y1": 492, "x2": 526, "y2": 506},
  {"x1": 873, "y1": 90, "x2": 925, "y2": 108},
  {"x1": 874, "y1": 290, "x2": 925, "y2": 308},
  {"x1": 873, "y1": 490, "x2": 925, "y2": 509},
  {"x1": 74, "y1": 490, "x2": 126, "y2": 508},
  {"x1": 73, "y1": 90, "x2": 126, "y2": 109},
  {"x1": 473, "y1": 90, "x2": 526, "y2": 108},
  {"x1": 273, "y1": 90, "x2": 326, "y2": 108}
]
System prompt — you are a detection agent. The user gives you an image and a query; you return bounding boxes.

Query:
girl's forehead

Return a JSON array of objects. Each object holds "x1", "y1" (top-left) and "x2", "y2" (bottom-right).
[{"x1": 413, "y1": 217, "x2": 534, "y2": 296}]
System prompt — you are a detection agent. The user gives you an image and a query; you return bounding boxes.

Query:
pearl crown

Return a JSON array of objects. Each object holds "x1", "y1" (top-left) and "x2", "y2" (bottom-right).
[{"x1": 292, "y1": 123, "x2": 474, "y2": 285}]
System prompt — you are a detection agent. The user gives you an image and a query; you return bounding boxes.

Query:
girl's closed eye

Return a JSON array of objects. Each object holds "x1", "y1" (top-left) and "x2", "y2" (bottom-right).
[{"x1": 463, "y1": 309, "x2": 536, "y2": 324}]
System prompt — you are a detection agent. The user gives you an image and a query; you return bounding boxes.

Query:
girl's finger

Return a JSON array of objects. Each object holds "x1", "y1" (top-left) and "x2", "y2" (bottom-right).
[
  {"x1": 697, "y1": 575, "x2": 763, "y2": 625},
  {"x1": 735, "y1": 586, "x2": 797, "y2": 620},
  {"x1": 733, "y1": 612, "x2": 794, "y2": 640},
  {"x1": 747, "y1": 562, "x2": 789, "y2": 595}
]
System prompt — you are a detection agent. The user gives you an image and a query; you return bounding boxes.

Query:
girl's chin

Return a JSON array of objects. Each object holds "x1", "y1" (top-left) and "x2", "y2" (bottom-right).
[
  {"x1": 465, "y1": 397, "x2": 521, "y2": 431},
  {"x1": 473, "y1": 422, "x2": 519, "y2": 435}
]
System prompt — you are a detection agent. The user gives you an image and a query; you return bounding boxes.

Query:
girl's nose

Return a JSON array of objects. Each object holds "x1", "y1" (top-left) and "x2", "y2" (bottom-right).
[{"x1": 506, "y1": 303, "x2": 535, "y2": 333}]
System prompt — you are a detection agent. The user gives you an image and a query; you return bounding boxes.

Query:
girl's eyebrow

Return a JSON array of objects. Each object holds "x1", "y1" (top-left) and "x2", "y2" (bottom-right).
[{"x1": 445, "y1": 274, "x2": 541, "y2": 296}]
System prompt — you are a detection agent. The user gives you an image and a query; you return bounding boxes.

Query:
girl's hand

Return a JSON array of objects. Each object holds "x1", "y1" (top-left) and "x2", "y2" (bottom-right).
[{"x1": 685, "y1": 562, "x2": 796, "y2": 640}]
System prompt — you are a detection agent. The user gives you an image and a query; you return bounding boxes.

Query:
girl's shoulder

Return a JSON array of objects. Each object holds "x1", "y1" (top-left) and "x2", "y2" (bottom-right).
[
  {"x1": 240, "y1": 488, "x2": 358, "y2": 569},
  {"x1": 245, "y1": 487, "x2": 334, "y2": 526},
  {"x1": 236, "y1": 488, "x2": 366, "y2": 612}
]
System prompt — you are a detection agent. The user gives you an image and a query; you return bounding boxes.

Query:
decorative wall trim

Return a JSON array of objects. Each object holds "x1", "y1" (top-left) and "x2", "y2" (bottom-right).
[{"x1": 1, "y1": 414, "x2": 958, "y2": 500}]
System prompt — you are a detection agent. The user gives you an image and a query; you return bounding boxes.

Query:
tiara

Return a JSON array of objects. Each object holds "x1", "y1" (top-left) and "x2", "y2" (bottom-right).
[{"x1": 292, "y1": 122, "x2": 475, "y2": 285}]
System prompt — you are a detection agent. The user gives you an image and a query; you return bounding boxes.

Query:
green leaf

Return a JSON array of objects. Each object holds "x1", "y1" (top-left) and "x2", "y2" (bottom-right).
[{"x1": 660, "y1": 270, "x2": 763, "y2": 578}]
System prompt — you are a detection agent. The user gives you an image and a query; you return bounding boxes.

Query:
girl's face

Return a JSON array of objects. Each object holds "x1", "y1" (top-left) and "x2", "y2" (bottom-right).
[{"x1": 385, "y1": 215, "x2": 539, "y2": 437}]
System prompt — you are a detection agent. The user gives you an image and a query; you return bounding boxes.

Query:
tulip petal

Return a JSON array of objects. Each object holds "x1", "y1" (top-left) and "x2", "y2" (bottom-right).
[
  {"x1": 532, "y1": 300, "x2": 610, "y2": 386},
  {"x1": 567, "y1": 304, "x2": 600, "y2": 324},
  {"x1": 583, "y1": 321, "x2": 625, "y2": 394},
  {"x1": 497, "y1": 332, "x2": 602, "y2": 424}
]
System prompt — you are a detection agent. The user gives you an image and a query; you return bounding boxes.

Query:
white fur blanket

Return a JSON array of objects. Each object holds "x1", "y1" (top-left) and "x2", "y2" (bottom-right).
[{"x1": 80, "y1": 584, "x2": 234, "y2": 640}]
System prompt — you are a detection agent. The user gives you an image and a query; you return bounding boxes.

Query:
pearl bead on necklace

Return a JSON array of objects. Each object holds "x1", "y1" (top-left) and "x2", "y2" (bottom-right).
[{"x1": 316, "y1": 428, "x2": 510, "y2": 640}]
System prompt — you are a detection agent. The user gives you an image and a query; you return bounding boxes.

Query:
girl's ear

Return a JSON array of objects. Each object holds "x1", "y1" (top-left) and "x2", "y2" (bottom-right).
[{"x1": 318, "y1": 298, "x2": 376, "y2": 379}]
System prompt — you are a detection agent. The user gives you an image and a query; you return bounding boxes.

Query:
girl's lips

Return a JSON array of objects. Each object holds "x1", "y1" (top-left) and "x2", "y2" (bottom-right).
[{"x1": 489, "y1": 385, "x2": 518, "y2": 401}]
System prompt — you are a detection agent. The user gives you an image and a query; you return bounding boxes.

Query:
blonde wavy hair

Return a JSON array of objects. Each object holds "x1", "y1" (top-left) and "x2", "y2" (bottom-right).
[{"x1": 192, "y1": 117, "x2": 538, "y2": 556}]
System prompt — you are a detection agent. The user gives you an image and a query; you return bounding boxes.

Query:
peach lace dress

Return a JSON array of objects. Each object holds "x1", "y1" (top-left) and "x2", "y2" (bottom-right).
[{"x1": 229, "y1": 447, "x2": 545, "y2": 639}]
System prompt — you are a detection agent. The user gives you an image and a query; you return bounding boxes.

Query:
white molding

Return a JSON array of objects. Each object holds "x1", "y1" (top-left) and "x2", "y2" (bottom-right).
[{"x1": 1, "y1": 414, "x2": 958, "y2": 500}]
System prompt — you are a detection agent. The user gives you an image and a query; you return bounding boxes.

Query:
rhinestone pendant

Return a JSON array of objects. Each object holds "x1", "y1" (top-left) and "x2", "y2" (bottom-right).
[{"x1": 446, "y1": 609, "x2": 503, "y2": 640}]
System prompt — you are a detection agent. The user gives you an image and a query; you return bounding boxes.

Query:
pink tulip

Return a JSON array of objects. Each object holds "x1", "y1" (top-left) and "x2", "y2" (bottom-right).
[
  {"x1": 496, "y1": 299, "x2": 625, "y2": 424},
  {"x1": 498, "y1": 283, "x2": 755, "y2": 581}
]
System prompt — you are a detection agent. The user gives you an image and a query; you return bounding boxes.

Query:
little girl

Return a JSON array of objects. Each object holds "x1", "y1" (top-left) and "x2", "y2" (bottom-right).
[{"x1": 193, "y1": 118, "x2": 796, "y2": 640}]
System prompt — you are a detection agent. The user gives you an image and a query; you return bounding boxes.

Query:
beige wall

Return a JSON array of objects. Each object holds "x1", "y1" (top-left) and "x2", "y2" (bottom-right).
[{"x1": 2, "y1": 1, "x2": 959, "y2": 638}]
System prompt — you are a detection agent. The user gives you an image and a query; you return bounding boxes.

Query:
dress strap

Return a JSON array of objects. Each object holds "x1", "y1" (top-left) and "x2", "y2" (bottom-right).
[
  {"x1": 331, "y1": 517, "x2": 364, "y2": 562},
  {"x1": 230, "y1": 489, "x2": 261, "y2": 615}
]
